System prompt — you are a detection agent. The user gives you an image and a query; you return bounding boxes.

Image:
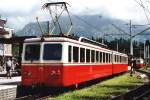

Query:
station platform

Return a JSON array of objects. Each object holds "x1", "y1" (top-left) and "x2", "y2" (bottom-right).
[
  {"x1": 0, "y1": 71, "x2": 21, "y2": 100},
  {"x1": 0, "y1": 76, "x2": 21, "y2": 85}
]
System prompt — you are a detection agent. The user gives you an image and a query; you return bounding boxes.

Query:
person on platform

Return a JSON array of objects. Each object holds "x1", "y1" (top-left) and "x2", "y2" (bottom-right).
[
  {"x1": 130, "y1": 59, "x2": 136, "y2": 76},
  {"x1": 6, "y1": 58, "x2": 12, "y2": 79}
]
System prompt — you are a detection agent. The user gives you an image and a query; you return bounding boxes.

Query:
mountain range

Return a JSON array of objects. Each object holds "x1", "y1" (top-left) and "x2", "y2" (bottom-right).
[{"x1": 15, "y1": 15, "x2": 150, "y2": 41}]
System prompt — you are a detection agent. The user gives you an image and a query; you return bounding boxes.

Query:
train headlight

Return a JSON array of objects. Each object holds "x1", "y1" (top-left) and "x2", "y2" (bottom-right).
[
  {"x1": 51, "y1": 70, "x2": 56, "y2": 75},
  {"x1": 27, "y1": 72, "x2": 32, "y2": 76},
  {"x1": 50, "y1": 70, "x2": 61, "y2": 76},
  {"x1": 57, "y1": 70, "x2": 61, "y2": 75}
]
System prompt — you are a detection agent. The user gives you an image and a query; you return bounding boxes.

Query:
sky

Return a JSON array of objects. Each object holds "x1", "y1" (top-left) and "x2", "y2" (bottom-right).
[{"x1": 0, "y1": 0, "x2": 149, "y2": 31}]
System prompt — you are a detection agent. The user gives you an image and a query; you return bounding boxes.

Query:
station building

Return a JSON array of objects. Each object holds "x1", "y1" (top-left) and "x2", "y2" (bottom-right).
[{"x1": 0, "y1": 18, "x2": 13, "y2": 67}]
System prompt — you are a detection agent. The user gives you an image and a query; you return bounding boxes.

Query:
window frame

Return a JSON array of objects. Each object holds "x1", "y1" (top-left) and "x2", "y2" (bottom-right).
[
  {"x1": 42, "y1": 43, "x2": 62, "y2": 61},
  {"x1": 91, "y1": 50, "x2": 95, "y2": 63},
  {"x1": 73, "y1": 46, "x2": 79, "y2": 62},
  {"x1": 68, "y1": 45, "x2": 72, "y2": 62},
  {"x1": 86, "y1": 49, "x2": 91, "y2": 63},
  {"x1": 23, "y1": 43, "x2": 41, "y2": 62},
  {"x1": 80, "y1": 47, "x2": 85, "y2": 63}
]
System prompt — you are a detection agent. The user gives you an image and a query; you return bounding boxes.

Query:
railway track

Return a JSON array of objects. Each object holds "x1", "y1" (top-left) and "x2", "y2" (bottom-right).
[
  {"x1": 112, "y1": 69, "x2": 150, "y2": 100},
  {"x1": 15, "y1": 86, "x2": 53, "y2": 100},
  {"x1": 15, "y1": 91, "x2": 51, "y2": 100},
  {"x1": 15, "y1": 86, "x2": 73, "y2": 100},
  {"x1": 16, "y1": 95, "x2": 50, "y2": 100},
  {"x1": 112, "y1": 84, "x2": 150, "y2": 100}
]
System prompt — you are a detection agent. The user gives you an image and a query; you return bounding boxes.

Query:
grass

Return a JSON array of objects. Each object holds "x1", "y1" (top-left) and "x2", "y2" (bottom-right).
[{"x1": 50, "y1": 73, "x2": 144, "y2": 100}]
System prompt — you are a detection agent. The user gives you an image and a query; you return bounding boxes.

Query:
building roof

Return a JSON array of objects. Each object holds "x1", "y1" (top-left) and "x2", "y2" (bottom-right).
[
  {"x1": 0, "y1": 19, "x2": 9, "y2": 35},
  {"x1": 0, "y1": 27, "x2": 9, "y2": 35},
  {"x1": 0, "y1": 36, "x2": 37, "y2": 44},
  {"x1": 0, "y1": 19, "x2": 6, "y2": 27}
]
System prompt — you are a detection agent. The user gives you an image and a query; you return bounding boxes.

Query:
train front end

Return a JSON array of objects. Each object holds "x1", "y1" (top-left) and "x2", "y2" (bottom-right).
[
  {"x1": 21, "y1": 38, "x2": 64, "y2": 87},
  {"x1": 136, "y1": 58, "x2": 144, "y2": 68}
]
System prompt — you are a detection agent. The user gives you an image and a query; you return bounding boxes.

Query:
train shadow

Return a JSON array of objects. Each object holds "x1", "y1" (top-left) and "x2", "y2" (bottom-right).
[{"x1": 16, "y1": 72, "x2": 127, "y2": 98}]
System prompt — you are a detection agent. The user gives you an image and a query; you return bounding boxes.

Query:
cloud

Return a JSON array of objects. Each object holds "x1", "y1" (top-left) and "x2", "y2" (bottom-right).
[
  {"x1": 0, "y1": 0, "x2": 41, "y2": 17},
  {"x1": 0, "y1": 0, "x2": 48, "y2": 30},
  {"x1": 0, "y1": 0, "x2": 149, "y2": 31},
  {"x1": 65, "y1": 0, "x2": 147, "y2": 22}
]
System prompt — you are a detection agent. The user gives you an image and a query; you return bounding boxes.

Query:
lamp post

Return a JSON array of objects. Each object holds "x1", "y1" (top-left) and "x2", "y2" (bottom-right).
[{"x1": 129, "y1": 20, "x2": 133, "y2": 55}]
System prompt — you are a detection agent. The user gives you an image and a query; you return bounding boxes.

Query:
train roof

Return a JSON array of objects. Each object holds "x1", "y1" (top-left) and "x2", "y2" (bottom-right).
[
  {"x1": 24, "y1": 35, "x2": 107, "y2": 47},
  {"x1": 24, "y1": 35, "x2": 128, "y2": 57}
]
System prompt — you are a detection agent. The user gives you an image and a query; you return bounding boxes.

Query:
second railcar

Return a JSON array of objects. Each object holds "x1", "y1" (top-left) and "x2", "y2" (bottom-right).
[{"x1": 135, "y1": 58, "x2": 144, "y2": 68}]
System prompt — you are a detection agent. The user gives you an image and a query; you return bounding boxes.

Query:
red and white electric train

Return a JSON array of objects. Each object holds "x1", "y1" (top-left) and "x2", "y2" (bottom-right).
[
  {"x1": 135, "y1": 58, "x2": 144, "y2": 68},
  {"x1": 21, "y1": 35, "x2": 128, "y2": 87}
]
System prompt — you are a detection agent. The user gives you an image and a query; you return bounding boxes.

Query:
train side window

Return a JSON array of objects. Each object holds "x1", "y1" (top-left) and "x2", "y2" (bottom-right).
[
  {"x1": 116, "y1": 55, "x2": 118, "y2": 63},
  {"x1": 68, "y1": 46, "x2": 72, "y2": 62},
  {"x1": 86, "y1": 49, "x2": 90, "y2": 62},
  {"x1": 124, "y1": 57, "x2": 125, "y2": 63},
  {"x1": 115, "y1": 55, "x2": 116, "y2": 63},
  {"x1": 73, "y1": 46, "x2": 79, "y2": 62},
  {"x1": 107, "y1": 53, "x2": 109, "y2": 63},
  {"x1": 99, "y1": 52, "x2": 102, "y2": 63},
  {"x1": 103, "y1": 52, "x2": 105, "y2": 63},
  {"x1": 114, "y1": 55, "x2": 115, "y2": 63},
  {"x1": 96, "y1": 51, "x2": 99, "y2": 62},
  {"x1": 25, "y1": 44, "x2": 40, "y2": 61},
  {"x1": 107, "y1": 54, "x2": 109, "y2": 63},
  {"x1": 117, "y1": 55, "x2": 119, "y2": 63},
  {"x1": 80, "y1": 48, "x2": 85, "y2": 62},
  {"x1": 110, "y1": 54, "x2": 112, "y2": 63},
  {"x1": 109, "y1": 54, "x2": 110, "y2": 63},
  {"x1": 106, "y1": 53, "x2": 108, "y2": 63},
  {"x1": 120, "y1": 56, "x2": 122, "y2": 63},
  {"x1": 91, "y1": 50, "x2": 95, "y2": 63}
]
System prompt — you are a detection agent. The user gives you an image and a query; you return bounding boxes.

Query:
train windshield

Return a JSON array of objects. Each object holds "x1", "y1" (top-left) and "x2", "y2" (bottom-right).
[
  {"x1": 24, "y1": 44, "x2": 40, "y2": 61},
  {"x1": 43, "y1": 44, "x2": 62, "y2": 60}
]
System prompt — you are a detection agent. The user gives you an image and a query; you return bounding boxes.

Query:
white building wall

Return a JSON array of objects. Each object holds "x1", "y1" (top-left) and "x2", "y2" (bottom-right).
[{"x1": 0, "y1": 27, "x2": 13, "y2": 57}]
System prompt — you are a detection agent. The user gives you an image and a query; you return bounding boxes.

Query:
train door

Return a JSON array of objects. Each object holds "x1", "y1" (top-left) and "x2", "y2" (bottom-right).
[
  {"x1": 42, "y1": 43, "x2": 63, "y2": 86},
  {"x1": 22, "y1": 43, "x2": 44, "y2": 85}
]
